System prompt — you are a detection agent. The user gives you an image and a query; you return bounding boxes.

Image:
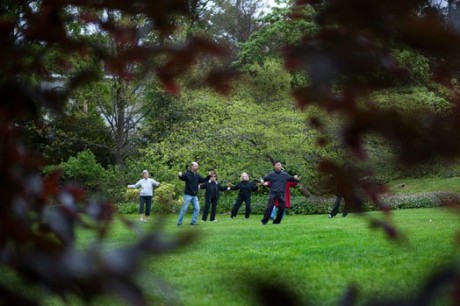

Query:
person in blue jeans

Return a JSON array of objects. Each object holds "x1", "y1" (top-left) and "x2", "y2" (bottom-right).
[{"x1": 177, "y1": 162, "x2": 210, "y2": 226}]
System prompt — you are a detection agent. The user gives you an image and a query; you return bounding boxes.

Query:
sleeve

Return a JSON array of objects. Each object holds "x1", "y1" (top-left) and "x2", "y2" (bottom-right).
[
  {"x1": 251, "y1": 182, "x2": 258, "y2": 192},
  {"x1": 199, "y1": 183, "x2": 207, "y2": 190},
  {"x1": 229, "y1": 183, "x2": 240, "y2": 191},
  {"x1": 151, "y1": 179, "x2": 160, "y2": 187},
  {"x1": 198, "y1": 175, "x2": 210, "y2": 183},
  {"x1": 178, "y1": 173, "x2": 186, "y2": 181},
  {"x1": 262, "y1": 173, "x2": 271, "y2": 182},
  {"x1": 219, "y1": 184, "x2": 227, "y2": 191},
  {"x1": 133, "y1": 179, "x2": 142, "y2": 188}
]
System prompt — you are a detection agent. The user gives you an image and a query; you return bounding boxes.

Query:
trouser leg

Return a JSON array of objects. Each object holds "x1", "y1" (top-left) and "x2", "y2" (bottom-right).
[
  {"x1": 202, "y1": 199, "x2": 210, "y2": 221},
  {"x1": 144, "y1": 196, "x2": 152, "y2": 216},
  {"x1": 177, "y1": 195, "x2": 192, "y2": 225},
  {"x1": 191, "y1": 196, "x2": 200, "y2": 224},
  {"x1": 210, "y1": 199, "x2": 217, "y2": 221},
  {"x1": 330, "y1": 195, "x2": 342, "y2": 217},
  {"x1": 273, "y1": 195, "x2": 286, "y2": 224},
  {"x1": 244, "y1": 198, "x2": 251, "y2": 218},
  {"x1": 231, "y1": 198, "x2": 242, "y2": 218},
  {"x1": 261, "y1": 196, "x2": 276, "y2": 224}
]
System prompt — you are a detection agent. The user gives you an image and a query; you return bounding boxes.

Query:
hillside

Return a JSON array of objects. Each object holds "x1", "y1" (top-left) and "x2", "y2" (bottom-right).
[{"x1": 388, "y1": 177, "x2": 460, "y2": 194}]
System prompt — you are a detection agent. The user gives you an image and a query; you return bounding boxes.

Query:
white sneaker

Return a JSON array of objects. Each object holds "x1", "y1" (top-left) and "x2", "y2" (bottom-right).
[
  {"x1": 211, "y1": 220, "x2": 217, "y2": 222},
  {"x1": 201, "y1": 220, "x2": 205, "y2": 222}
]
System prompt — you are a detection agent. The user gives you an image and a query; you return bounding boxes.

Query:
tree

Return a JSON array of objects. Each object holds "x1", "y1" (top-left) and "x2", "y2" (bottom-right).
[
  {"x1": 204, "y1": 0, "x2": 265, "y2": 50},
  {"x1": 286, "y1": 0, "x2": 460, "y2": 228},
  {"x1": 0, "y1": 1, "x2": 231, "y2": 304},
  {"x1": 236, "y1": 1, "x2": 317, "y2": 67},
  {"x1": 132, "y1": 89, "x2": 325, "y2": 195}
]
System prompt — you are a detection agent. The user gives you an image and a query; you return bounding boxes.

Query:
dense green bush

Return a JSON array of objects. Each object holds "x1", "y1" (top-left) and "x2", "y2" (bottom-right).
[
  {"x1": 153, "y1": 183, "x2": 180, "y2": 214},
  {"x1": 115, "y1": 191, "x2": 460, "y2": 216},
  {"x1": 123, "y1": 188, "x2": 140, "y2": 203},
  {"x1": 116, "y1": 202, "x2": 138, "y2": 214},
  {"x1": 381, "y1": 191, "x2": 460, "y2": 209},
  {"x1": 392, "y1": 49, "x2": 430, "y2": 84}
]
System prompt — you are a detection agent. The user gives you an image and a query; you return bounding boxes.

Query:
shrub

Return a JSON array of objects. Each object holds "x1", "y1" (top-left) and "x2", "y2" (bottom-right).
[
  {"x1": 123, "y1": 188, "x2": 140, "y2": 203},
  {"x1": 117, "y1": 191, "x2": 460, "y2": 216},
  {"x1": 58, "y1": 150, "x2": 106, "y2": 191},
  {"x1": 153, "y1": 183, "x2": 178, "y2": 214},
  {"x1": 116, "y1": 202, "x2": 138, "y2": 214},
  {"x1": 380, "y1": 191, "x2": 460, "y2": 210}
]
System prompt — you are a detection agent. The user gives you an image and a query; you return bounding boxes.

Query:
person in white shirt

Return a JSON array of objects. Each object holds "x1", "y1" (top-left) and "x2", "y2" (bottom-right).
[{"x1": 127, "y1": 169, "x2": 160, "y2": 223}]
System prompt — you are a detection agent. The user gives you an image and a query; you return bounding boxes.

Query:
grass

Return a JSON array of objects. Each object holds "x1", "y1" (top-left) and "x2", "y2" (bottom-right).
[
  {"x1": 388, "y1": 176, "x2": 460, "y2": 193},
  {"x1": 73, "y1": 207, "x2": 460, "y2": 306}
]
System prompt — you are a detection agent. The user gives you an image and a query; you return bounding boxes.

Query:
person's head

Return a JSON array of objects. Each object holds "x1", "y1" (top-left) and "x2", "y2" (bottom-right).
[
  {"x1": 142, "y1": 169, "x2": 149, "y2": 178},
  {"x1": 240, "y1": 172, "x2": 249, "y2": 181},
  {"x1": 273, "y1": 161, "x2": 282, "y2": 172},
  {"x1": 209, "y1": 170, "x2": 217, "y2": 181},
  {"x1": 190, "y1": 162, "x2": 199, "y2": 172}
]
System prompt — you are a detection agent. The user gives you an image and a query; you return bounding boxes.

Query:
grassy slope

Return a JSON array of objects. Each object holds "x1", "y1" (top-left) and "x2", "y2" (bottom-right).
[{"x1": 388, "y1": 176, "x2": 460, "y2": 193}]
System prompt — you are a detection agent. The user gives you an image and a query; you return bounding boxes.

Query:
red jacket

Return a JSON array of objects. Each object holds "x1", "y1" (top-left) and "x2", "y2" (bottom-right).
[{"x1": 265, "y1": 180, "x2": 298, "y2": 208}]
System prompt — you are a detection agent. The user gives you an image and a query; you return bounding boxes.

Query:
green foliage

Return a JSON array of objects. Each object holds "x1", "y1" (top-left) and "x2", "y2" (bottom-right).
[
  {"x1": 237, "y1": 4, "x2": 317, "y2": 66},
  {"x1": 236, "y1": 58, "x2": 292, "y2": 102},
  {"x1": 134, "y1": 89, "x2": 323, "y2": 194},
  {"x1": 115, "y1": 202, "x2": 138, "y2": 214},
  {"x1": 123, "y1": 188, "x2": 140, "y2": 203},
  {"x1": 372, "y1": 87, "x2": 452, "y2": 113},
  {"x1": 58, "y1": 150, "x2": 106, "y2": 191},
  {"x1": 21, "y1": 109, "x2": 115, "y2": 167},
  {"x1": 392, "y1": 48, "x2": 431, "y2": 84},
  {"x1": 154, "y1": 183, "x2": 178, "y2": 214},
  {"x1": 381, "y1": 192, "x2": 460, "y2": 209}
]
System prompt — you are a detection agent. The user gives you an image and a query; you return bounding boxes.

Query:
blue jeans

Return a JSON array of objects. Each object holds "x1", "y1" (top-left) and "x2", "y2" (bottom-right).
[{"x1": 177, "y1": 194, "x2": 200, "y2": 225}]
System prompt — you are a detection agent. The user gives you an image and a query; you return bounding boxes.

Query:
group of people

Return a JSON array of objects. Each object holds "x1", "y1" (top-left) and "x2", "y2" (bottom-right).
[{"x1": 128, "y1": 160, "x2": 347, "y2": 225}]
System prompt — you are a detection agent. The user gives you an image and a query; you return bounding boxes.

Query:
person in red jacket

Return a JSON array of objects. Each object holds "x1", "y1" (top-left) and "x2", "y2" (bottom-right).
[{"x1": 266, "y1": 180, "x2": 298, "y2": 220}]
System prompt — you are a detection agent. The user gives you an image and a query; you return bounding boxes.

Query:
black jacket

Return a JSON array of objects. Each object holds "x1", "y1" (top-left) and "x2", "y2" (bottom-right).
[
  {"x1": 229, "y1": 181, "x2": 258, "y2": 199},
  {"x1": 179, "y1": 170, "x2": 209, "y2": 196},
  {"x1": 200, "y1": 181, "x2": 227, "y2": 201},
  {"x1": 263, "y1": 170, "x2": 296, "y2": 194}
]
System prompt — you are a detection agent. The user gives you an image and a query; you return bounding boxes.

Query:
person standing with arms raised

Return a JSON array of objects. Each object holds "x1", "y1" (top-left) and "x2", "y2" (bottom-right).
[
  {"x1": 227, "y1": 172, "x2": 258, "y2": 220},
  {"x1": 127, "y1": 169, "x2": 160, "y2": 223},
  {"x1": 199, "y1": 171, "x2": 227, "y2": 222},
  {"x1": 177, "y1": 162, "x2": 211, "y2": 226},
  {"x1": 260, "y1": 161, "x2": 300, "y2": 225}
]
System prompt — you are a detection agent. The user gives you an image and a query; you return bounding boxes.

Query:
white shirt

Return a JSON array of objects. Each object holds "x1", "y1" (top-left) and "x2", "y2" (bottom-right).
[{"x1": 129, "y1": 178, "x2": 160, "y2": 196}]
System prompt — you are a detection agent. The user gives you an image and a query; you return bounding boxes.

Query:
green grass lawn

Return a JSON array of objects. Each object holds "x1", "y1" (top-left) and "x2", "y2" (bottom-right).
[
  {"x1": 75, "y1": 208, "x2": 460, "y2": 306},
  {"x1": 388, "y1": 176, "x2": 460, "y2": 193}
]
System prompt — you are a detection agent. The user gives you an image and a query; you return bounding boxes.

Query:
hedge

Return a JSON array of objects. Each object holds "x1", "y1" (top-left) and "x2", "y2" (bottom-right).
[{"x1": 114, "y1": 191, "x2": 460, "y2": 216}]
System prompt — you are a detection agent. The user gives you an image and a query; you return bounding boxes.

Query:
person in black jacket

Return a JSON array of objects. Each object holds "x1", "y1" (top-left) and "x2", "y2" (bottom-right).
[
  {"x1": 260, "y1": 161, "x2": 300, "y2": 225},
  {"x1": 199, "y1": 171, "x2": 227, "y2": 222},
  {"x1": 227, "y1": 172, "x2": 258, "y2": 219},
  {"x1": 177, "y1": 162, "x2": 210, "y2": 226}
]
